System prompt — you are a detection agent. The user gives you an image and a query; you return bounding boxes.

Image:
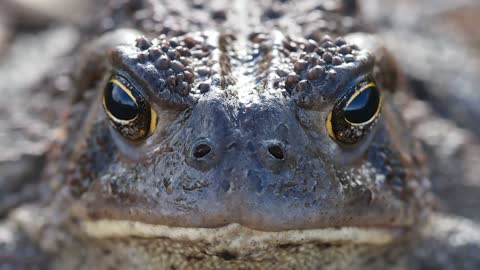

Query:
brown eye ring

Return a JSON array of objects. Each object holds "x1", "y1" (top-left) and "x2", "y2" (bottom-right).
[
  {"x1": 326, "y1": 80, "x2": 382, "y2": 145},
  {"x1": 102, "y1": 74, "x2": 157, "y2": 141}
]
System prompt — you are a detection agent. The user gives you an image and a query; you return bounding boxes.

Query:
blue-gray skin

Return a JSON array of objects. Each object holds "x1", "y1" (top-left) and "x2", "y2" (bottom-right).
[
  {"x1": 1, "y1": 0, "x2": 438, "y2": 269},
  {"x1": 67, "y1": 30, "x2": 428, "y2": 231}
]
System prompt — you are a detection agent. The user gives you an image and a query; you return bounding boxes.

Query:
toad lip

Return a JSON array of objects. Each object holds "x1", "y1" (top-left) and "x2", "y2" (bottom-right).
[{"x1": 81, "y1": 219, "x2": 406, "y2": 249}]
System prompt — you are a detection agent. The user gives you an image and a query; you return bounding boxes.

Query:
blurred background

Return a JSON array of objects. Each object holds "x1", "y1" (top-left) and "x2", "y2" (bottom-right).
[{"x1": 0, "y1": 0, "x2": 479, "y2": 225}]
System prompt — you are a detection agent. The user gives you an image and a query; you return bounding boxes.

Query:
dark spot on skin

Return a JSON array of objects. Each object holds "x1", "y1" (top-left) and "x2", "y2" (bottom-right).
[
  {"x1": 363, "y1": 256, "x2": 379, "y2": 267},
  {"x1": 217, "y1": 251, "x2": 238, "y2": 261},
  {"x1": 135, "y1": 36, "x2": 152, "y2": 50},
  {"x1": 278, "y1": 243, "x2": 301, "y2": 250},
  {"x1": 221, "y1": 179, "x2": 231, "y2": 192},
  {"x1": 268, "y1": 144, "x2": 285, "y2": 160},
  {"x1": 276, "y1": 69, "x2": 289, "y2": 77},
  {"x1": 169, "y1": 40, "x2": 179, "y2": 47},
  {"x1": 185, "y1": 255, "x2": 204, "y2": 262},
  {"x1": 193, "y1": 143, "x2": 212, "y2": 158},
  {"x1": 248, "y1": 170, "x2": 264, "y2": 193},
  {"x1": 163, "y1": 178, "x2": 173, "y2": 194},
  {"x1": 198, "y1": 83, "x2": 210, "y2": 93},
  {"x1": 109, "y1": 182, "x2": 120, "y2": 195},
  {"x1": 246, "y1": 141, "x2": 255, "y2": 152},
  {"x1": 365, "y1": 189, "x2": 374, "y2": 204},
  {"x1": 226, "y1": 142, "x2": 237, "y2": 151},
  {"x1": 315, "y1": 243, "x2": 334, "y2": 250}
]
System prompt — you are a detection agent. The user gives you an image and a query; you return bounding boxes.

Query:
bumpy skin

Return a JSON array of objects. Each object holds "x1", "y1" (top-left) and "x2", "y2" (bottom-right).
[
  {"x1": 70, "y1": 30, "x2": 427, "y2": 231},
  {"x1": 63, "y1": 0, "x2": 430, "y2": 230},
  {"x1": 1, "y1": 0, "x2": 434, "y2": 269}
]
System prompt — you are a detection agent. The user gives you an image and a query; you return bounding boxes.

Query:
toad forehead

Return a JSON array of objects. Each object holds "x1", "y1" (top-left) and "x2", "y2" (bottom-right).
[{"x1": 108, "y1": 31, "x2": 373, "y2": 109}]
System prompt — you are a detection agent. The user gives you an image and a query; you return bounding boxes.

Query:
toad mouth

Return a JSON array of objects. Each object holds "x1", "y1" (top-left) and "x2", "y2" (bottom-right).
[{"x1": 81, "y1": 219, "x2": 405, "y2": 249}]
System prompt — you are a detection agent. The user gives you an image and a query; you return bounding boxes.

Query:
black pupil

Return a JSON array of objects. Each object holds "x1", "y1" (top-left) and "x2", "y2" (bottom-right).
[
  {"x1": 104, "y1": 81, "x2": 138, "y2": 121},
  {"x1": 344, "y1": 86, "x2": 380, "y2": 124}
]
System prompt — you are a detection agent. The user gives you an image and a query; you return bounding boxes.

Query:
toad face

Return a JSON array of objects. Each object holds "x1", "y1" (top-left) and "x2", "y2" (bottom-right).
[{"x1": 66, "y1": 30, "x2": 428, "y2": 245}]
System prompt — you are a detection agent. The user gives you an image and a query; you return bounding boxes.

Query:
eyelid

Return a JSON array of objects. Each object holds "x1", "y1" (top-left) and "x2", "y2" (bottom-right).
[
  {"x1": 111, "y1": 70, "x2": 150, "y2": 100},
  {"x1": 333, "y1": 73, "x2": 372, "y2": 103},
  {"x1": 109, "y1": 78, "x2": 139, "y2": 106},
  {"x1": 345, "y1": 82, "x2": 376, "y2": 107}
]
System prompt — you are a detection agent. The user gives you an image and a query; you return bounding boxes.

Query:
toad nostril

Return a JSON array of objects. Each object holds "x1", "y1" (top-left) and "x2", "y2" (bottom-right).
[
  {"x1": 193, "y1": 143, "x2": 212, "y2": 158},
  {"x1": 268, "y1": 144, "x2": 285, "y2": 160}
]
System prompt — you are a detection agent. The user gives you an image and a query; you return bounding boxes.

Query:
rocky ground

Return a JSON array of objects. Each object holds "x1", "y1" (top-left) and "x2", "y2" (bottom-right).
[{"x1": 361, "y1": 0, "x2": 480, "y2": 222}]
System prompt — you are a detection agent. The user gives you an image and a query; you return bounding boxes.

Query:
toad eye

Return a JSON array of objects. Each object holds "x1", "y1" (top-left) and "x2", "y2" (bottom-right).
[
  {"x1": 326, "y1": 80, "x2": 382, "y2": 145},
  {"x1": 102, "y1": 75, "x2": 157, "y2": 141}
]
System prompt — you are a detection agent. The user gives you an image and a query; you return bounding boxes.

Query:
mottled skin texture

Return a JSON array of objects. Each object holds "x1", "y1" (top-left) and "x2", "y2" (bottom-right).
[
  {"x1": 69, "y1": 29, "x2": 426, "y2": 231},
  {"x1": 60, "y1": 0, "x2": 430, "y2": 230},
  {"x1": 0, "y1": 0, "x2": 439, "y2": 269}
]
